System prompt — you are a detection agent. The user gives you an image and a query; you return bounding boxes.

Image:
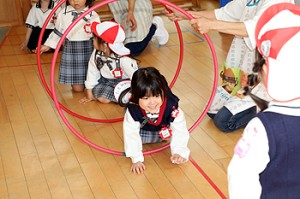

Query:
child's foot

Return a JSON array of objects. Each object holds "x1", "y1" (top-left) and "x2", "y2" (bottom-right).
[{"x1": 152, "y1": 16, "x2": 169, "y2": 45}]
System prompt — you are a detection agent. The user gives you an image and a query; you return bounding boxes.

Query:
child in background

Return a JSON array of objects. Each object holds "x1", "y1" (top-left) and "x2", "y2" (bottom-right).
[
  {"x1": 123, "y1": 67, "x2": 190, "y2": 174},
  {"x1": 40, "y1": 0, "x2": 100, "y2": 92},
  {"x1": 79, "y1": 21, "x2": 138, "y2": 104},
  {"x1": 165, "y1": 0, "x2": 291, "y2": 133},
  {"x1": 228, "y1": 3, "x2": 300, "y2": 199},
  {"x1": 108, "y1": 0, "x2": 169, "y2": 56},
  {"x1": 20, "y1": 0, "x2": 61, "y2": 53}
]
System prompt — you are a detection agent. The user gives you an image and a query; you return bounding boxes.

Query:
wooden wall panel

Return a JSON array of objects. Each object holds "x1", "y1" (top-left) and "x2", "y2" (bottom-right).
[{"x1": 0, "y1": 0, "x2": 24, "y2": 26}]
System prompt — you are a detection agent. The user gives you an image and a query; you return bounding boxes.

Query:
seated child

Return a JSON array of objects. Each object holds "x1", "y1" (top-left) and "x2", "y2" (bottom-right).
[
  {"x1": 79, "y1": 21, "x2": 139, "y2": 104},
  {"x1": 20, "y1": 0, "x2": 62, "y2": 53},
  {"x1": 40, "y1": 0, "x2": 100, "y2": 92}
]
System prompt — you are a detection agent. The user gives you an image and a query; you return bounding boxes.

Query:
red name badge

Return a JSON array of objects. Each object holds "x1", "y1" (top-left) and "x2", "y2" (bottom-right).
[
  {"x1": 159, "y1": 127, "x2": 172, "y2": 140},
  {"x1": 112, "y1": 69, "x2": 123, "y2": 78},
  {"x1": 84, "y1": 23, "x2": 91, "y2": 34}
]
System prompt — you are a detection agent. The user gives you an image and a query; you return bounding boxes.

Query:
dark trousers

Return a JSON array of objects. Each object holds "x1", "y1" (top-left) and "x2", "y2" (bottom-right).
[{"x1": 125, "y1": 24, "x2": 157, "y2": 56}]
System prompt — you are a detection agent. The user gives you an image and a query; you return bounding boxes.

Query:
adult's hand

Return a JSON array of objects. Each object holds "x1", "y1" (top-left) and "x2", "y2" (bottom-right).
[
  {"x1": 126, "y1": 12, "x2": 137, "y2": 31},
  {"x1": 190, "y1": 16, "x2": 214, "y2": 34},
  {"x1": 164, "y1": 5, "x2": 189, "y2": 21}
]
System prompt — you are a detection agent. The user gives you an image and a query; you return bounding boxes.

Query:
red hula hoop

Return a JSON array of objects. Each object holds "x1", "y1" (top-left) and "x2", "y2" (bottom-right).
[{"x1": 36, "y1": 0, "x2": 218, "y2": 156}]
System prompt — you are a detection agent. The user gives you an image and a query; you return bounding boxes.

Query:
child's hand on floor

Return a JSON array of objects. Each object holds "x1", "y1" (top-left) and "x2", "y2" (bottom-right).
[
  {"x1": 131, "y1": 162, "x2": 146, "y2": 174},
  {"x1": 79, "y1": 97, "x2": 93, "y2": 104},
  {"x1": 170, "y1": 154, "x2": 187, "y2": 164},
  {"x1": 79, "y1": 89, "x2": 94, "y2": 104}
]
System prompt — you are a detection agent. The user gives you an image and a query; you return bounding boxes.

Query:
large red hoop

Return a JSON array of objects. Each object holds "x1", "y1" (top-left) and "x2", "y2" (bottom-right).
[
  {"x1": 36, "y1": 0, "x2": 218, "y2": 155},
  {"x1": 36, "y1": 0, "x2": 183, "y2": 123}
]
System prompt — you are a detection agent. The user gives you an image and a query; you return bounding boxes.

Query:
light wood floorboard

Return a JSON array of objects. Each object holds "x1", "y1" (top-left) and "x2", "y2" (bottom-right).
[{"x1": 0, "y1": 1, "x2": 244, "y2": 198}]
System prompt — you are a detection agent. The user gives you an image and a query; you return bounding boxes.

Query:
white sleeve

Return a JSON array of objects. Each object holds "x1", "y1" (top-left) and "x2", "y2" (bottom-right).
[
  {"x1": 25, "y1": 5, "x2": 37, "y2": 27},
  {"x1": 214, "y1": 0, "x2": 247, "y2": 21},
  {"x1": 44, "y1": 11, "x2": 64, "y2": 49},
  {"x1": 123, "y1": 109, "x2": 144, "y2": 163},
  {"x1": 228, "y1": 117, "x2": 270, "y2": 199},
  {"x1": 120, "y1": 57, "x2": 138, "y2": 79},
  {"x1": 85, "y1": 49, "x2": 101, "y2": 89},
  {"x1": 169, "y1": 108, "x2": 190, "y2": 160}
]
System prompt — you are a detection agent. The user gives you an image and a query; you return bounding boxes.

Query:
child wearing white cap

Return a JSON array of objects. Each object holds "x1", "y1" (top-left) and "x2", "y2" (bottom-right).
[
  {"x1": 79, "y1": 21, "x2": 138, "y2": 104},
  {"x1": 228, "y1": 3, "x2": 300, "y2": 198}
]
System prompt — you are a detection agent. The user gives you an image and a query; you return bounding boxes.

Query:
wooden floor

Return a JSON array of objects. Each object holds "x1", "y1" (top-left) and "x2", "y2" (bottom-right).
[{"x1": 0, "y1": 1, "x2": 243, "y2": 198}]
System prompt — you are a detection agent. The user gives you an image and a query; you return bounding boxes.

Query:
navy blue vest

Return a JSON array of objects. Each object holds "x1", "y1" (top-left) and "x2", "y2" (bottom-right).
[
  {"x1": 127, "y1": 90, "x2": 179, "y2": 131},
  {"x1": 257, "y1": 111, "x2": 300, "y2": 199}
]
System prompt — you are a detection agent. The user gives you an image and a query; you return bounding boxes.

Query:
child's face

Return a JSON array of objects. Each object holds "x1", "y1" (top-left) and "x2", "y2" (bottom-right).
[
  {"x1": 93, "y1": 37, "x2": 110, "y2": 57},
  {"x1": 138, "y1": 94, "x2": 163, "y2": 114},
  {"x1": 68, "y1": 0, "x2": 86, "y2": 11}
]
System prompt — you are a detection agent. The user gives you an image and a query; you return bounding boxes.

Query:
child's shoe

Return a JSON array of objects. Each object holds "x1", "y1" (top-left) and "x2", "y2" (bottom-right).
[{"x1": 152, "y1": 16, "x2": 169, "y2": 45}]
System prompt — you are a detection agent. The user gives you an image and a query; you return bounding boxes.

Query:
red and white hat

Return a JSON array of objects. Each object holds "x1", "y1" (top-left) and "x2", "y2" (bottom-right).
[
  {"x1": 91, "y1": 21, "x2": 130, "y2": 56},
  {"x1": 255, "y1": 3, "x2": 300, "y2": 102}
]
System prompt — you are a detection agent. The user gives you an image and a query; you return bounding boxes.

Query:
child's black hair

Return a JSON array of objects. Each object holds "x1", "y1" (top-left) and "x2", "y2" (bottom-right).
[
  {"x1": 36, "y1": 0, "x2": 55, "y2": 9},
  {"x1": 93, "y1": 35, "x2": 106, "y2": 70},
  {"x1": 130, "y1": 67, "x2": 169, "y2": 104},
  {"x1": 66, "y1": 0, "x2": 94, "y2": 7}
]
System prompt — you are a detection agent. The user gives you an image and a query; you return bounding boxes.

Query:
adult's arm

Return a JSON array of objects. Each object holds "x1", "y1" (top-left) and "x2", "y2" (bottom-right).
[
  {"x1": 190, "y1": 17, "x2": 247, "y2": 36},
  {"x1": 165, "y1": 6, "x2": 216, "y2": 21},
  {"x1": 126, "y1": 0, "x2": 137, "y2": 31}
]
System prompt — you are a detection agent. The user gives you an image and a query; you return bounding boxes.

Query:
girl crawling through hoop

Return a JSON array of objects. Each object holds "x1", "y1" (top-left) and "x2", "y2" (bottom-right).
[{"x1": 123, "y1": 67, "x2": 190, "y2": 174}]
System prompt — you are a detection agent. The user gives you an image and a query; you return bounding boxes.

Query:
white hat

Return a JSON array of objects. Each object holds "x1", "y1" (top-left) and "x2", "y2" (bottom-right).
[
  {"x1": 255, "y1": 3, "x2": 300, "y2": 102},
  {"x1": 91, "y1": 21, "x2": 130, "y2": 56}
]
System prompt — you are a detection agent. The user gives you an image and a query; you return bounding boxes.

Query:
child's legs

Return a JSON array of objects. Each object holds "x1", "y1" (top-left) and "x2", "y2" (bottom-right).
[
  {"x1": 71, "y1": 84, "x2": 85, "y2": 92},
  {"x1": 125, "y1": 24, "x2": 157, "y2": 56},
  {"x1": 213, "y1": 106, "x2": 257, "y2": 133},
  {"x1": 92, "y1": 78, "x2": 120, "y2": 103},
  {"x1": 27, "y1": 28, "x2": 52, "y2": 51},
  {"x1": 59, "y1": 39, "x2": 93, "y2": 90}
]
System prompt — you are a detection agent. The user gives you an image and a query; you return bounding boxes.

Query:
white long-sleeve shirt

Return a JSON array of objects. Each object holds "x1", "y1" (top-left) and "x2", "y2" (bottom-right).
[
  {"x1": 228, "y1": 99, "x2": 300, "y2": 198},
  {"x1": 84, "y1": 49, "x2": 138, "y2": 89},
  {"x1": 123, "y1": 107, "x2": 190, "y2": 163},
  {"x1": 44, "y1": 5, "x2": 100, "y2": 49}
]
